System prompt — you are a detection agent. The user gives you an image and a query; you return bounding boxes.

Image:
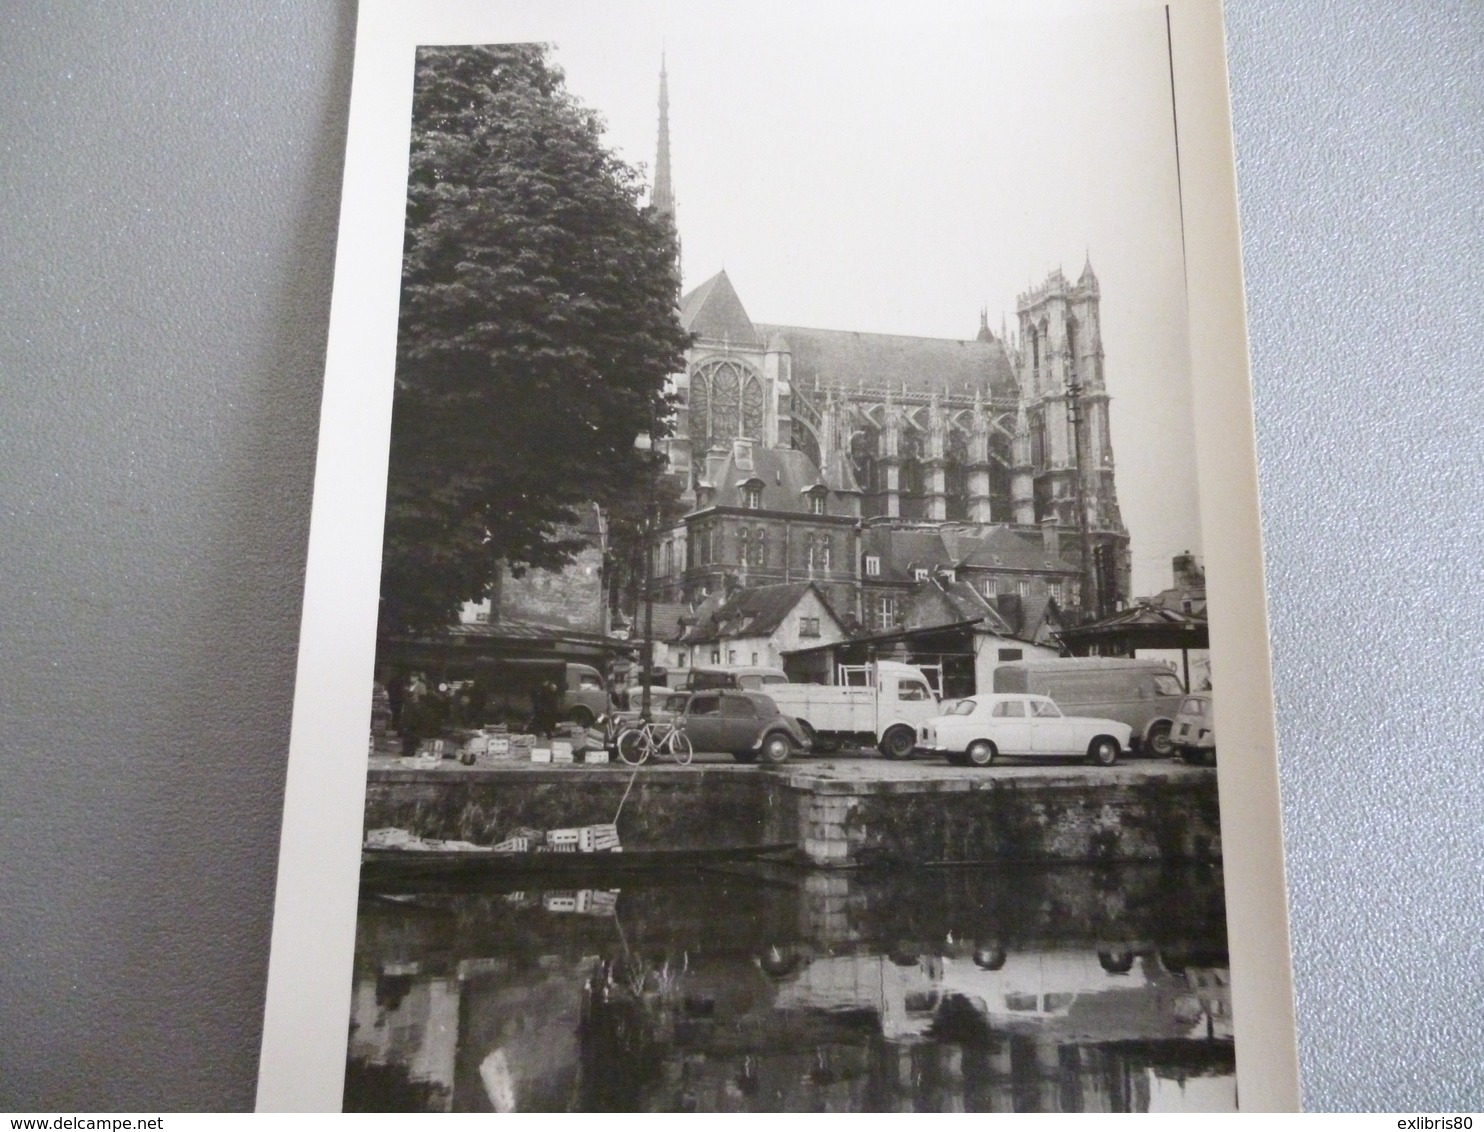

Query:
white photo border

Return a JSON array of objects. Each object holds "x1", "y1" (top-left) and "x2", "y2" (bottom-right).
[{"x1": 255, "y1": 0, "x2": 1300, "y2": 1110}]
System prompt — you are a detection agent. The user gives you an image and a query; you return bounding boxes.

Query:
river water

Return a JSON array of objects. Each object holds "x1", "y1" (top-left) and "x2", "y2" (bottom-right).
[{"x1": 345, "y1": 863, "x2": 1234, "y2": 1112}]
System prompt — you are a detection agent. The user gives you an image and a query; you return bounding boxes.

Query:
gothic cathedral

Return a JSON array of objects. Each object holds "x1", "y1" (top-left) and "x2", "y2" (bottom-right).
[{"x1": 646, "y1": 60, "x2": 1131, "y2": 633}]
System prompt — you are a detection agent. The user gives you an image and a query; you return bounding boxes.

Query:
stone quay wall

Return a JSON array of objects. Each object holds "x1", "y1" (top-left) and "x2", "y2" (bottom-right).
[{"x1": 365, "y1": 760, "x2": 1222, "y2": 868}]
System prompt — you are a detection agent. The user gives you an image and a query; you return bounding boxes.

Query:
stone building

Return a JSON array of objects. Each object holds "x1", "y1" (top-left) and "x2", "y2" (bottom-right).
[{"x1": 647, "y1": 61, "x2": 1131, "y2": 630}]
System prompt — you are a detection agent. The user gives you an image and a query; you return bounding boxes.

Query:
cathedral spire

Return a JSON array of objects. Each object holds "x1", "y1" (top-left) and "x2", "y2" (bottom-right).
[{"x1": 652, "y1": 54, "x2": 675, "y2": 220}]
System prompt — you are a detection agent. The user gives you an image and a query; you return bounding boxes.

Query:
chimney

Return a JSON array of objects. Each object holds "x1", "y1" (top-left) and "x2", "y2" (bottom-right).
[
  {"x1": 1172, "y1": 551, "x2": 1204, "y2": 593},
  {"x1": 1041, "y1": 515, "x2": 1060, "y2": 556},
  {"x1": 705, "y1": 445, "x2": 728, "y2": 487},
  {"x1": 732, "y1": 437, "x2": 754, "y2": 471}
]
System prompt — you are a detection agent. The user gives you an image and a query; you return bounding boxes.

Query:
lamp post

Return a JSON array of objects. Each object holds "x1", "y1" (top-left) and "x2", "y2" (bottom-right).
[{"x1": 1066, "y1": 372, "x2": 1096, "y2": 625}]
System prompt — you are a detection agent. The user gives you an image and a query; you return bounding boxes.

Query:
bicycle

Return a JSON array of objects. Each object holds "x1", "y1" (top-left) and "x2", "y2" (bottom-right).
[{"x1": 615, "y1": 716, "x2": 694, "y2": 766}]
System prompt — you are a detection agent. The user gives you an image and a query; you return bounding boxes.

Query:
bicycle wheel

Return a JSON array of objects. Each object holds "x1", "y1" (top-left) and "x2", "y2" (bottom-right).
[
  {"x1": 667, "y1": 729, "x2": 693, "y2": 765},
  {"x1": 616, "y1": 727, "x2": 651, "y2": 766}
]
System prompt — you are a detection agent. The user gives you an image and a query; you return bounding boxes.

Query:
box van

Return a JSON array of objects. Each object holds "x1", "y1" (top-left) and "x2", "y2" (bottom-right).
[
  {"x1": 678, "y1": 665, "x2": 789, "y2": 692},
  {"x1": 479, "y1": 660, "x2": 613, "y2": 728},
  {"x1": 992, "y1": 658, "x2": 1186, "y2": 756}
]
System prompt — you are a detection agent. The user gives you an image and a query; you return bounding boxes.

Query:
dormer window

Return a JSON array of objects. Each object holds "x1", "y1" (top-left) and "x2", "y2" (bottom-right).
[
  {"x1": 913, "y1": 568, "x2": 929, "y2": 582},
  {"x1": 744, "y1": 485, "x2": 762, "y2": 509},
  {"x1": 809, "y1": 494, "x2": 825, "y2": 515}
]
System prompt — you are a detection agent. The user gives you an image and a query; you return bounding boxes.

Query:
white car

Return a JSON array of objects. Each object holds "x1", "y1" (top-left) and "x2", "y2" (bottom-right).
[{"x1": 919, "y1": 693, "x2": 1133, "y2": 767}]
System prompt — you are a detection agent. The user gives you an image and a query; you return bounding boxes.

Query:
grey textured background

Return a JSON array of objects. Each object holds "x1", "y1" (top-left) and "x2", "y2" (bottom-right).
[{"x1": 1, "y1": 0, "x2": 1479, "y2": 1112}]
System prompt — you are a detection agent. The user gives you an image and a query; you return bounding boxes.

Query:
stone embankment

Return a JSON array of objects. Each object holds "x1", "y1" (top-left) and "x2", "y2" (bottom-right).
[{"x1": 364, "y1": 758, "x2": 1221, "y2": 868}]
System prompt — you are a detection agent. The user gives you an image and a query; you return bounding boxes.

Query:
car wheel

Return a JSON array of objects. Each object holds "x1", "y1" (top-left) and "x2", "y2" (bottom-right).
[
  {"x1": 760, "y1": 732, "x2": 793, "y2": 764},
  {"x1": 1097, "y1": 949, "x2": 1136, "y2": 974},
  {"x1": 966, "y1": 740, "x2": 996, "y2": 767},
  {"x1": 567, "y1": 706, "x2": 595, "y2": 729},
  {"x1": 1089, "y1": 737, "x2": 1119, "y2": 767},
  {"x1": 879, "y1": 725, "x2": 916, "y2": 760},
  {"x1": 732, "y1": 750, "x2": 758, "y2": 764},
  {"x1": 1146, "y1": 720, "x2": 1174, "y2": 758}
]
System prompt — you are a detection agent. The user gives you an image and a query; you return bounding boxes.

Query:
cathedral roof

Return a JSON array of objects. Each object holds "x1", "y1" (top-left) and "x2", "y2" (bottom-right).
[
  {"x1": 679, "y1": 270, "x2": 762, "y2": 346},
  {"x1": 753, "y1": 323, "x2": 1018, "y2": 401}
]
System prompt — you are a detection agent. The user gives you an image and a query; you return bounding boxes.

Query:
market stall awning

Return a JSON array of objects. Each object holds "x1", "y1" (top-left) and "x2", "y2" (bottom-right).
[{"x1": 1055, "y1": 604, "x2": 1208, "y2": 654}]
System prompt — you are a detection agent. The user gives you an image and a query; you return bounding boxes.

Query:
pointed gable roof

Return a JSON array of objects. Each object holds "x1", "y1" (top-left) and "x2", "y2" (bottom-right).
[
  {"x1": 679, "y1": 269, "x2": 762, "y2": 346},
  {"x1": 679, "y1": 582, "x2": 842, "y2": 643}
]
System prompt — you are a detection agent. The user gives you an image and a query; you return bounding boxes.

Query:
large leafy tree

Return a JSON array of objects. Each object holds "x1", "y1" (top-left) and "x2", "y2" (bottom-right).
[{"x1": 381, "y1": 44, "x2": 690, "y2": 634}]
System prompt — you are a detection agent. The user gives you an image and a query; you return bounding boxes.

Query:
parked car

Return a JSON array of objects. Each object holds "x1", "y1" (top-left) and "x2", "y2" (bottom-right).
[
  {"x1": 678, "y1": 689, "x2": 811, "y2": 764},
  {"x1": 918, "y1": 693, "x2": 1133, "y2": 767},
  {"x1": 1171, "y1": 692, "x2": 1215, "y2": 765},
  {"x1": 992, "y1": 658, "x2": 1187, "y2": 756}
]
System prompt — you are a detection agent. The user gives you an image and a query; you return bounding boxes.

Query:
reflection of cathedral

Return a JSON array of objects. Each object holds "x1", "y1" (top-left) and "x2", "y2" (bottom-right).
[{"x1": 648, "y1": 62, "x2": 1130, "y2": 624}]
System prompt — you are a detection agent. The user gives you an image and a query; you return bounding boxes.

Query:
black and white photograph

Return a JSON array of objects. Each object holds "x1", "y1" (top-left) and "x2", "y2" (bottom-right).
[{"x1": 258, "y1": 0, "x2": 1295, "y2": 1113}]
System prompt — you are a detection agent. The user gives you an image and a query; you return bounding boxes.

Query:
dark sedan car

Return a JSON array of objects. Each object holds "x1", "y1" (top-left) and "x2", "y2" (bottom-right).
[{"x1": 680, "y1": 690, "x2": 810, "y2": 764}]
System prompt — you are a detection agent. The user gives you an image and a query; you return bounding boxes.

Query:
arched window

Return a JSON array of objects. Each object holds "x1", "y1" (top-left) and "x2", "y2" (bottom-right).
[
  {"x1": 754, "y1": 528, "x2": 768, "y2": 567},
  {"x1": 738, "y1": 528, "x2": 750, "y2": 565},
  {"x1": 687, "y1": 359, "x2": 766, "y2": 456},
  {"x1": 1066, "y1": 316, "x2": 1079, "y2": 380},
  {"x1": 819, "y1": 536, "x2": 832, "y2": 570}
]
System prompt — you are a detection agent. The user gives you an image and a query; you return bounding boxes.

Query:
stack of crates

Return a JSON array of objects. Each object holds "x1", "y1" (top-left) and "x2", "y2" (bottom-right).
[{"x1": 480, "y1": 725, "x2": 512, "y2": 765}]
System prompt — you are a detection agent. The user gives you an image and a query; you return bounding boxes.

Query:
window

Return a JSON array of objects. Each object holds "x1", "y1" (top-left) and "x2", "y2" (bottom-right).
[
  {"x1": 875, "y1": 595, "x2": 896, "y2": 629},
  {"x1": 897, "y1": 681, "x2": 931, "y2": 701},
  {"x1": 578, "y1": 673, "x2": 603, "y2": 689},
  {"x1": 950, "y1": 700, "x2": 978, "y2": 716},
  {"x1": 720, "y1": 695, "x2": 756, "y2": 718},
  {"x1": 913, "y1": 568, "x2": 929, "y2": 582},
  {"x1": 799, "y1": 616, "x2": 821, "y2": 638},
  {"x1": 662, "y1": 542, "x2": 673, "y2": 576},
  {"x1": 753, "y1": 528, "x2": 767, "y2": 567},
  {"x1": 743, "y1": 485, "x2": 762, "y2": 509},
  {"x1": 982, "y1": 579, "x2": 995, "y2": 599},
  {"x1": 1153, "y1": 674, "x2": 1185, "y2": 697},
  {"x1": 1017, "y1": 579, "x2": 1031, "y2": 598},
  {"x1": 997, "y1": 648, "x2": 1023, "y2": 662},
  {"x1": 808, "y1": 493, "x2": 825, "y2": 515},
  {"x1": 992, "y1": 700, "x2": 1026, "y2": 718},
  {"x1": 738, "y1": 528, "x2": 750, "y2": 565},
  {"x1": 864, "y1": 555, "x2": 881, "y2": 577},
  {"x1": 689, "y1": 694, "x2": 720, "y2": 716},
  {"x1": 751, "y1": 652, "x2": 759, "y2": 665},
  {"x1": 1031, "y1": 699, "x2": 1061, "y2": 718},
  {"x1": 728, "y1": 649, "x2": 737, "y2": 664},
  {"x1": 676, "y1": 652, "x2": 687, "y2": 667},
  {"x1": 819, "y1": 538, "x2": 832, "y2": 570},
  {"x1": 710, "y1": 650, "x2": 720, "y2": 664}
]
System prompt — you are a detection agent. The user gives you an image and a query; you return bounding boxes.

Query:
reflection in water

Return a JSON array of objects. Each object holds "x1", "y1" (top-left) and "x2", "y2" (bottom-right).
[{"x1": 345, "y1": 865, "x2": 1234, "y2": 1112}]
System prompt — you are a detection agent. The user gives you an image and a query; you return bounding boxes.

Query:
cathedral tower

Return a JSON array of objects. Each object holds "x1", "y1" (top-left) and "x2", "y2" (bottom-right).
[{"x1": 1015, "y1": 258, "x2": 1129, "y2": 613}]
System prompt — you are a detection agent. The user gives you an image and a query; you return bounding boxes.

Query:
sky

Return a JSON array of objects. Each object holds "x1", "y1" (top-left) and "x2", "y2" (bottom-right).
[{"x1": 518, "y1": 0, "x2": 1200, "y2": 598}]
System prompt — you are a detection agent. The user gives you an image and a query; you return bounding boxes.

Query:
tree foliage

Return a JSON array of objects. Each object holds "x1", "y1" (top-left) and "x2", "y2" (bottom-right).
[{"x1": 381, "y1": 44, "x2": 690, "y2": 634}]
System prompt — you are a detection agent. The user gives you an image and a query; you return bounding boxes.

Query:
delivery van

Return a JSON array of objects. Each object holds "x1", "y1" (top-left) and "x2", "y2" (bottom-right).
[{"x1": 992, "y1": 658, "x2": 1186, "y2": 756}]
